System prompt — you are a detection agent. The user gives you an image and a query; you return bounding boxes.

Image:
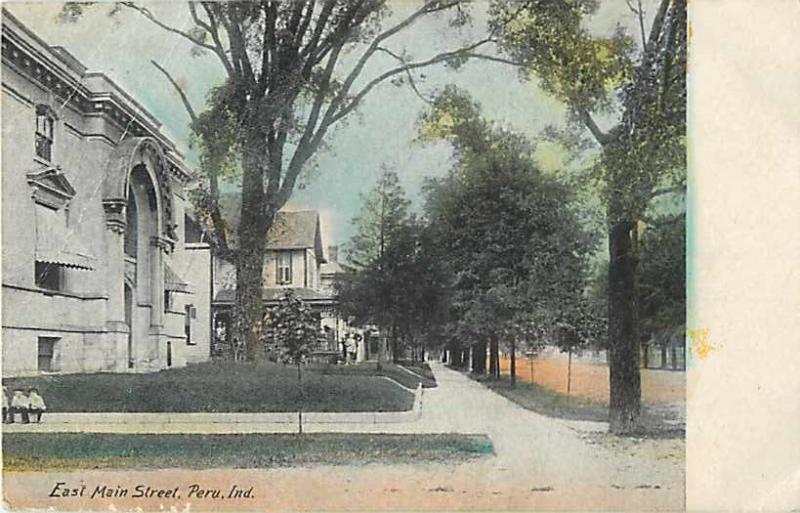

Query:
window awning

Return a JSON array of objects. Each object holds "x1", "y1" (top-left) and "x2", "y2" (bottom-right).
[
  {"x1": 32, "y1": 193, "x2": 95, "y2": 270},
  {"x1": 165, "y1": 263, "x2": 194, "y2": 294},
  {"x1": 35, "y1": 239, "x2": 95, "y2": 271}
]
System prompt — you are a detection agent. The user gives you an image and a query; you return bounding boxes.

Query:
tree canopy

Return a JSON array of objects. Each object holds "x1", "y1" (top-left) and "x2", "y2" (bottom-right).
[{"x1": 421, "y1": 87, "x2": 597, "y2": 368}]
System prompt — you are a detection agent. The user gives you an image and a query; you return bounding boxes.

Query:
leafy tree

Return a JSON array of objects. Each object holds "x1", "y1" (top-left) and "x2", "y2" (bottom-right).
[
  {"x1": 263, "y1": 290, "x2": 319, "y2": 434},
  {"x1": 551, "y1": 322, "x2": 584, "y2": 395},
  {"x1": 60, "y1": 0, "x2": 496, "y2": 360},
  {"x1": 402, "y1": 220, "x2": 453, "y2": 361},
  {"x1": 422, "y1": 88, "x2": 596, "y2": 386},
  {"x1": 639, "y1": 211, "x2": 685, "y2": 368},
  {"x1": 339, "y1": 169, "x2": 411, "y2": 363},
  {"x1": 488, "y1": 0, "x2": 687, "y2": 433}
]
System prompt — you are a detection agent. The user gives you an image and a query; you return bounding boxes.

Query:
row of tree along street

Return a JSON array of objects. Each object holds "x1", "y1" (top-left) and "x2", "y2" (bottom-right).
[
  {"x1": 337, "y1": 83, "x2": 684, "y2": 399},
  {"x1": 64, "y1": 0, "x2": 686, "y2": 434}
]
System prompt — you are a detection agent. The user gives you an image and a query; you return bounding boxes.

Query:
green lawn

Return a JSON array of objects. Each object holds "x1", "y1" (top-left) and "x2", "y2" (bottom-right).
[
  {"x1": 2, "y1": 433, "x2": 493, "y2": 471},
  {"x1": 311, "y1": 361, "x2": 437, "y2": 389},
  {"x1": 473, "y1": 374, "x2": 610, "y2": 422},
  {"x1": 470, "y1": 372, "x2": 684, "y2": 437},
  {"x1": 397, "y1": 361, "x2": 437, "y2": 384},
  {"x1": 2, "y1": 361, "x2": 413, "y2": 413}
]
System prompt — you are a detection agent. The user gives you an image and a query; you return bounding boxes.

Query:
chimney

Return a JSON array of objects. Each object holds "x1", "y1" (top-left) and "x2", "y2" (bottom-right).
[{"x1": 328, "y1": 245, "x2": 338, "y2": 263}]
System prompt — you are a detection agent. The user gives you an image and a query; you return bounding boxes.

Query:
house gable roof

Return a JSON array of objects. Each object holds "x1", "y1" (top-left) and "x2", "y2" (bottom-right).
[
  {"x1": 215, "y1": 193, "x2": 325, "y2": 262},
  {"x1": 267, "y1": 210, "x2": 324, "y2": 259}
]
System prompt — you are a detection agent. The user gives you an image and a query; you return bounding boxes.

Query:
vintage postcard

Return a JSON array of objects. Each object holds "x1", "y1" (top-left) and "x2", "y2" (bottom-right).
[{"x1": 1, "y1": 0, "x2": 784, "y2": 511}]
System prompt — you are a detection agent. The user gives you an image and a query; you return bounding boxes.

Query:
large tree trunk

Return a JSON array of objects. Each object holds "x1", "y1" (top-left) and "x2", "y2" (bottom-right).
[
  {"x1": 234, "y1": 244, "x2": 266, "y2": 361},
  {"x1": 391, "y1": 325, "x2": 399, "y2": 363},
  {"x1": 607, "y1": 220, "x2": 642, "y2": 434},
  {"x1": 233, "y1": 135, "x2": 272, "y2": 362},
  {"x1": 510, "y1": 337, "x2": 517, "y2": 387},
  {"x1": 671, "y1": 344, "x2": 678, "y2": 370},
  {"x1": 448, "y1": 340, "x2": 461, "y2": 368},
  {"x1": 489, "y1": 336, "x2": 500, "y2": 379},
  {"x1": 472, "y1": 341, "x2": 487, "y2": 375}
]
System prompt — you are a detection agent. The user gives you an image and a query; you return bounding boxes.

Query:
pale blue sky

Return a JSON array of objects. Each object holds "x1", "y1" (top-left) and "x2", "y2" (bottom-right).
[{"x1": 6, "y1": 1, "x2": 648, "y2": 247}]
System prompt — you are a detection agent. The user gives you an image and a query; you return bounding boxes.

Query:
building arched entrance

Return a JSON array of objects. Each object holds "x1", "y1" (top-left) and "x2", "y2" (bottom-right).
[
  {"x1": 122, "y1": 164, "x2": 163, "y2": 369},
  {"x1": 103, "y1": 137, "x2": 176, "y2": 372}
]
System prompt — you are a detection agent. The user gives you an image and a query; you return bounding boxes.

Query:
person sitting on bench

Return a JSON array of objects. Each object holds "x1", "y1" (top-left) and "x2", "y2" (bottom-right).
[
  {"x1": 28, "y1": 388, "x2": 46, "y2": 423},
  {"x1": 9, "y1": 389, "x2": 29, "y2": 424},
  {"x1": 2, "y1": 386, "x2": 9, "y2": 424}
]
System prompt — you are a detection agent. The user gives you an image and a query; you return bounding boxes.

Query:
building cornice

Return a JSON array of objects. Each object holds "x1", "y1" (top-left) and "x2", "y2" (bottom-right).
[{"x1": 2, "y1": 11, "x2": 197, "y2": 181}]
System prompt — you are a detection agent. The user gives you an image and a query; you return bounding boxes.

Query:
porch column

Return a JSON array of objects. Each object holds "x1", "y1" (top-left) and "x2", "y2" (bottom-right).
[
  {"x1": 103, "y1": 199, "x2": 129, "y2": 371},
  {"x1": 103, "y1": 200, "x2": 126, "y2": 327}
]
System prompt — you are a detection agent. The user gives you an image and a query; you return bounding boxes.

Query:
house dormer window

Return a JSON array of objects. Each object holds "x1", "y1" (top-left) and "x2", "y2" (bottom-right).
[
  {"x1": 277, "y1": 252, "x2": 292, "y2": 285},
  {"x1": 35, "y1": 105, "x2": 55, "y2": 161}
]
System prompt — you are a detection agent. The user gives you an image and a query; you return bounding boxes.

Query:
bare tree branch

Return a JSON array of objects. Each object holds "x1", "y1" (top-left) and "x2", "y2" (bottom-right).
[
  {"x1": 188, "y1": 2, "x2": 213, "y2": 34},
  {"x1": 376, "y1": 46, "x2": 433, "y2": 104},
  {"x1": 330, "y1": 37, "x2": 496, "y2": 126},
  {"x1": 151, "y1": 59, "x2": 231, "y2": 254},
  {"x1": 461, "y1": 52, "x2": 522, "y2": 66},
  {"x1": 199, "y1": 2, "x2": 235, "y2": 77},
  {"x1": 646, "y1": 0, "x2": 672, "y2": 58},
  {"x1": 151, "y1": 60, "x2": 198, "y2": 123},
  {"x1": 275, "y1": 46, "x2": 345, "y2": 207},
  {"x1": 275, "y1": 37, "x2": 498, "y2": 207},
  {"x1": 221, "y1": 5, "x2": 256, "y2": 90},
  {"x1": 323, "y1": 0, "x2": 464, "y2": 125},
  {"x1": 298, "y1": 0, "x2": 336, "y2": 61},
  {"x1": 449, "y1": 51, "x2": 614, "y2": 147},
  {"x1": 579, "y1": 110, "x2": 612, "y2": 146},
  {"x1": 280, "y1": 0, "x2": 468, "y2": 194},
  {"x1": 625, "y1": 0, "x2": 648, "y2": 51},
  {"x1": 119, "y1": 2, "x2": 216, "y2": 52}
]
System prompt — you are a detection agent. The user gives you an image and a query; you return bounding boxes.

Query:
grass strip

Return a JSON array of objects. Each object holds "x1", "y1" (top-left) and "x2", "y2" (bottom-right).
[
  {"x1": 312, "y1": 362, "x2": 437, "y2": 389},
  {"x1": 2, "y1": 433, "x2": 493, "y2": 471},
  {"x1": 474, "y1": 374, "x2": 610, "y2": 422}
]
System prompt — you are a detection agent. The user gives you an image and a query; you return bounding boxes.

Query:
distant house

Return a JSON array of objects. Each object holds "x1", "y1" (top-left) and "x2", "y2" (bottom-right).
[
  {"x1": 320, "y1": 245, "x2": 349, "y2": 292},
  {"x1": 210, "y1": 210, "x2": 351, "y2": 358}
]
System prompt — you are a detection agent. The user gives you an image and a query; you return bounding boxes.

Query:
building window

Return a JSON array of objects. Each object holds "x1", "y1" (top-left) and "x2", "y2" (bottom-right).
[
  {"x1": 277, "y1": 252, "x2": 292, "y2": 285},
  {"x1": 185, "y1": 304, "x2": 196, "y2": 345},
  {"x1": 164, "y1": 290, "x2": 173, "y2": 313},
  {"x1": 37, "y1": 337, "x2": 57, "y2": 372},
  {"x1": 35, "y1": 105, "x2": 55, "y2": 161},
  {"x1": 184, "y1": 213, "x2": 204, "y2": 243},
  {"x1": 35, "y1": 261, "x2": 64, "y2": 291}
]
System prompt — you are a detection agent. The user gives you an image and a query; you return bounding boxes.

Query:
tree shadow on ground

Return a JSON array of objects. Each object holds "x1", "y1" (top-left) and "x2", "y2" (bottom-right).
[{"x1": 464, "y1": 369, "x2": 685, "y2": 440}]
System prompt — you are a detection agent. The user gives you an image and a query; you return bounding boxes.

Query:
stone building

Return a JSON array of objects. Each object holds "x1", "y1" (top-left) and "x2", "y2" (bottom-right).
[{"x1": 1, "y1": 11, "x2": 211, "y2": 376}]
